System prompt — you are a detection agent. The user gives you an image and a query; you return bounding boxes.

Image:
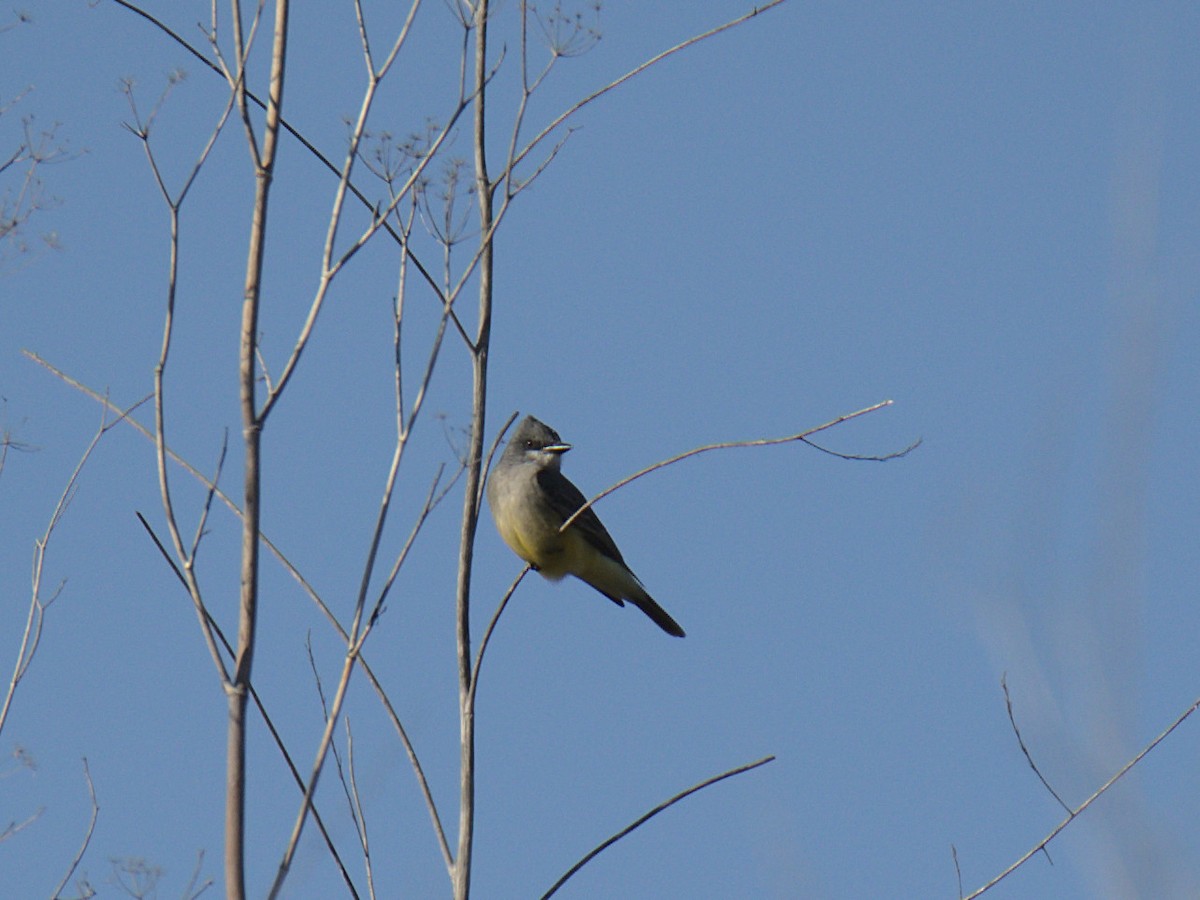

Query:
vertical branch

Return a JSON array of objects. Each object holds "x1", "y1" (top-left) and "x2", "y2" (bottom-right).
[
  {"x1": 454, "y1": 1, "x2": 495, "y2": 896},
  {"x1": 228, "y1": 0, "x2": 289, "y2": 896}
]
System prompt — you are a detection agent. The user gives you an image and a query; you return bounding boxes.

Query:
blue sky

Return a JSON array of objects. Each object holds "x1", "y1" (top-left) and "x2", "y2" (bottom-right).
[{"x1": 3, "y1": 2, "x2": 1200, "y2": 897}]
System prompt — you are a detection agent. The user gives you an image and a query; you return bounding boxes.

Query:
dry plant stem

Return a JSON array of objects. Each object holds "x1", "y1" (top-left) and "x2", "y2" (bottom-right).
[
  {"x1": 502, "y1": 0, "x2": 788, "y2": 186},
  {"x1": 226, "y1": 0, "x2": 290, "y2": 895},
  {"x1": 345, "y1": 718, "x2": 376, "y2": 900},
  {"x1": 138, "y1": 513, "x2": 360, "y2": 897},
  {"x1": 108, "y1": 0, "x2": 473, "y2": 348},
  {"x1": 49, "y1": 758, "x2": 99, "y2": 900},
  {"x1": 560, "y1": 400, "x2": 903, "y2": 534},
  {"x1": 182, "y1": 850, "x2": 214, "y2": 900},
  {"x1": 469, "y1": 567, "x2": 530, "y2": 708},
  {"x1": 0, "y1": 401, "x2": 140, "y2": 740},
  {"x1": 258, "y1": 2, "x2": 467, "y2": 423},
  {"x1": 540, "y1": 755, "x2": 776, "y2": 899},
  {"x1": 452, "y1": 4, "x2": 497, "y2": 897},
  {"x1": 269, "y1": 652, "x2": 356, "y2": 898},
  {"x1": 271, "y1": 459, "x2": 454, "y2": 892},
  {"x1": 964, "y1": 694, "x2": 1200, "y2": 899},
  {"x1": 25, "y1": 352, "x2": 454, "y2": 875},
  {"x1": 142, "y1": 89, "x2": 238, "y2": 690}
]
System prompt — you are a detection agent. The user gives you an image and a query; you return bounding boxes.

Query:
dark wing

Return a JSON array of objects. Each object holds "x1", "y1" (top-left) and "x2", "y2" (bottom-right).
[{"x1": 535, "y1": 467, "x2": 628, "y2": 566}]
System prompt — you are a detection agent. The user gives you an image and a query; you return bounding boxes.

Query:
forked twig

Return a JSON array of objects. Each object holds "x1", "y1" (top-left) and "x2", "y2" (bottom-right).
[
  {"x1": 1, "y1": 397, "x2": 144, "y2": 741},
  {"x1": 108, "y1": 0, "x2": 471, "y2": 346},
  {"x1": 541, "y1": 755, "x2": 776, "y2": 898},
  {"x1": 964, "y1": 694, "x2": 1200, "y2": 898},
  {"x1": 560, "y1": 400, "x2": 913, "y2": 534},
  {"x1": 27, "y1": 352, "x2": 449, "y2": 877}
]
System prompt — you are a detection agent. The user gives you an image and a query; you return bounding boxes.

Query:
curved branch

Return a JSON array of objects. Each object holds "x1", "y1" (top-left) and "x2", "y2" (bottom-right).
[
  {"x1": 541, "y1": 755, "x2": 776, "y2": 899},
  {"x1": 49, "y1": 758, "x2": 99, "y2": 900},
  {"x1": 504, "y1": 1, "x2": 788, "y2": 182},
  {"x1": 560, "y1": 399, "x2": 909, "y2": 534},
  {"x1": 964, "y1": 695, "x2": 1200, "y2": 898}
]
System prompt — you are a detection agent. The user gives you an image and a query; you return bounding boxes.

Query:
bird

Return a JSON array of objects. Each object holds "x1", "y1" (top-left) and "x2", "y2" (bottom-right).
[{"x1": 486, "y1": 415, "x2": 685, "y2": 637}]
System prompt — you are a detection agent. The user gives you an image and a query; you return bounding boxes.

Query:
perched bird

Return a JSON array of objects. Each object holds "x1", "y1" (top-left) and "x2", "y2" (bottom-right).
[{"x1": 486, "y1": 415, "x2": 685, "y2": 637}]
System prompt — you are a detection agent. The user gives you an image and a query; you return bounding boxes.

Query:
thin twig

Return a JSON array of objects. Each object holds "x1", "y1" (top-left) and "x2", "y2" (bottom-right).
[
  {"x1": 477, "y1": 410, "x2": 518, "y2": 516},
  {"x1": 505, "y1": 0, "x2": 789, "y2": 180},
  {"x1": 50, "y1": 758, "x2": 99, "y2": 899},
  {"x1": 346, "y1": 717, "x2": 376, "y2": 900},
  {"x1": 181, "y1": 849, "x2": 214, "y2": 900},
  {"x1": 469, "y1": 566, "x2": 530, "y2": 706},
  {"x1": 964, "y1": 695, "x2": 1200, "y2": 898},
  {"x1": 1, "y1": 398, "x2": 143, "y2": 741},
  {"x1": 541, "y1": 755, "x2": 776, "y2": 899},
  {"x1": 1001, "y1": 674, "x2": 1071, "y2": 814},
  {"x1": 361, "y1": 654, "x2": 453, "y2": 875},
  {"x1": 0, "y1": 807, "x2": 43, "y2": 842},
  {"x1": 560, "y1": 400, "x2": 910, "y2": 534}
]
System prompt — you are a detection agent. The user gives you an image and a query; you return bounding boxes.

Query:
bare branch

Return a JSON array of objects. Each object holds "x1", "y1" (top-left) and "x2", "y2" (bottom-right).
[
  {"x1": 1, "y1": 398, "x2": 143, "y2": 741},
  {"x1": 1001, "y1": 674, "x2": 1071, "y2": 814},
  {"x1": 23, "y1": 351, "x2": 350, "y2": 646},
  {"x1": 560, "y1": 399, "x2": 907, "y2": 534},
  {"x1": 477, "y1": 410, "x2": 518, "y2": 516},
  {"x1": 139, "y1": 515, "x2": 360, "y2": 898},
  {"x1": 345, "y1": 718, "x2": 376, "y2": 900},
  {"x1": 541, "y1": 755, "x2": 776, "y2": 898},
  {"x1": 504, "y1": 0, "x2": 788, "y2": 182},
  {"x1": 109, "y1": 0, "x2": 471, "y2": 345},
  {"x1": 964, "y1": 694, "x2": 1200, "y2": 898},
  {"x1": 49, "y1": 758, "x2": 99, "y2": 900},
  {"x1": 363, "y1": 654, "x2": 453, "y2": 875},
  {"x1": 469, "y1": 566, "x2": 530, "y2": 707}
]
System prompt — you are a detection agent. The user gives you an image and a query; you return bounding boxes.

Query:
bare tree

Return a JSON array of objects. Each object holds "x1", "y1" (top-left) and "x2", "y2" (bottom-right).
[{"x1": 22, "y1": 1, "x2": 913, "y2": 897}]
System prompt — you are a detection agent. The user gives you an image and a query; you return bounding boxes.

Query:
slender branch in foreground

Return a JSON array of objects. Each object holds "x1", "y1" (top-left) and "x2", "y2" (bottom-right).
[
  {"x1": 49, "y1": 758, "x2": 99, "y2": 900},
  {"x1": 964, "y1": 694, "x2": 1200, "y2": 899},
  {"x1": 561, "y1": 400, "x2": 913, "y2": 534},
  {"x1": 540, "y1": 755, "x2": 776, "y2": 899}
]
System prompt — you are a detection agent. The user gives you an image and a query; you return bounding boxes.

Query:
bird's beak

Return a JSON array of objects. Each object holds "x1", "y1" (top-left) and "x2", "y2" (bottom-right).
[{"x1": 544, "y1": 442, "x2": 571, "y2": 454}]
